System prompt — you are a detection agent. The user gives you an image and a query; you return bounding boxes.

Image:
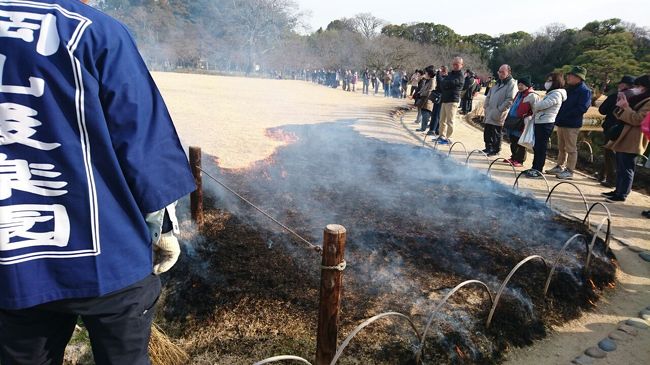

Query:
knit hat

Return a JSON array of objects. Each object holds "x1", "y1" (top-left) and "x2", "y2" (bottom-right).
[
  {"x1": 568, "y1": 66, "x2": 587, "y2": 81},
  {"x1": 517, "y1": 76, "x2": 532, "y2": 88},
  {"x1": 633, "y1": 75, "x2": 650, "y2": 89},
  {"x1": 618, "y1": 75, "x2": 635, "y2": 85}
]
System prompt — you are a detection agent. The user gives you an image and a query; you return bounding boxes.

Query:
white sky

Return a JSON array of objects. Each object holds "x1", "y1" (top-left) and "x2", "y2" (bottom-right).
[{"x1": 295, "y1": 0, "x2": 650, "y2": 36}]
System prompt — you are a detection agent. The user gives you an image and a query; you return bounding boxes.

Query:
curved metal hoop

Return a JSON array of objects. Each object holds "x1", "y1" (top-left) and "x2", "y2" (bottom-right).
[
  {"x1": 585, "y1": 217, "x2": 610, "y2": 269},
  {"x1": 465, "y1": 149, "x2": 491, "y2": 165},
  {"x1": 431, "y1": 137, "x2": 440, "y2": 150},
  {"x1": 487, "y1": 158, "x2": 518, "y2": 180},
  {"x1": 254, "y1": 356, "x2": 313, "y2": 365},
  {"x1": 545, "y1": 182, "x2": 590, "y2": 222},
  {"x1": 578, "y1": 141, "x2": 594, "y2": 163},
  {"x1": 422, "y1": 134, "x2": 440, "y2": 150},
  {"x1": 513, "y1": 169, "x2": 551, "y2": 194},
  {"x1": 330, "y1": 312, "x2": 421, "y2": 365},
  {"x1": 486, "y1": 255, "x2": 548, "y2": 328},
  {"x1": 416, "y1": 280, "x2": 493, "y2": 363},
  {"x1": 543, "y1": 234, "x2": 587, "y2": 295},
  {"x1": 447, "y1": 142, "x2": 469, "y2": 158},
  {"x1": 582, "y1": 202, "x2": 612, "y2": 250}
]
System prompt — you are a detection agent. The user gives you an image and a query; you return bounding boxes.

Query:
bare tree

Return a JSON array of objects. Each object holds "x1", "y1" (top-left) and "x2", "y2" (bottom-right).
[{"x1": 353, "y1": 13, "x2": 386, "y2": 39}]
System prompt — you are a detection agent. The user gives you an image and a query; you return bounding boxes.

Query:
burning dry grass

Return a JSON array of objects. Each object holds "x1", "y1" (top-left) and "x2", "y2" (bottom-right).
[{"x1": 156, "y1": 122, "x2": 616, "y2": 364}]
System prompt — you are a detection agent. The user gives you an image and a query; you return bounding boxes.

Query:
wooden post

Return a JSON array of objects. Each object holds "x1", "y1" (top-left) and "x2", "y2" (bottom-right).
[
  {"x1": 189, "y1": 146, "x2": 203, "y2": 226},
  {"x1": 315, "y1": 224, "x2": 347, "y2": 365}
]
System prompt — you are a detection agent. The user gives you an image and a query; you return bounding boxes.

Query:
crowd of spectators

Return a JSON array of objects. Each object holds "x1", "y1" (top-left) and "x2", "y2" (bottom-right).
[{"x1": 307, "y1": 62, "x2": 649, "y2": 213}]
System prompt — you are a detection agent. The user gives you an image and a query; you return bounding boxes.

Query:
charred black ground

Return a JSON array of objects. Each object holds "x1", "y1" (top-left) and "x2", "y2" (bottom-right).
[{"x1": 161, "y1": 121, "x2": 616, "y2": 364}]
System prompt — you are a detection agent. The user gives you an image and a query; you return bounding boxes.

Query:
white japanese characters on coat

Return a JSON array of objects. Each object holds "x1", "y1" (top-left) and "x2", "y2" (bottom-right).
[{"x1": 0, "y1": 9, "x2": 70, "y2": 252}]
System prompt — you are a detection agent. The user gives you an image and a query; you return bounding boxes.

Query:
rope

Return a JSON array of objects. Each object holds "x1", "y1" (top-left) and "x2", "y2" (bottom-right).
[
  {"x1": 321, "y1": 260, "x2": 346, "y2": 271},
  {"x1": 198, "y1": 167, "x2": 323, "y2": 253}
]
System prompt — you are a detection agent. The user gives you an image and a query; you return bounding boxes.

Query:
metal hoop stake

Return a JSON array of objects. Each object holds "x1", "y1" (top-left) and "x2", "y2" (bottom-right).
[
  {"x1": 486, "y1": 255, "x2": 548, "y2": 328},
  {"x1": 465, "y1": 149, "x2": 491, "y2": 167},
  {"x1": 254, "y1": 356, "x2": 313, "y2": 365},
  {"x1": 513, "y1": 169, "x2": 551, "y2": 194},
  {"x1": 582, "y1": 202, "x2": 612, "y2": 250},
  {"x1": 543, "y1": 234, "x2": 587, "y2": 295},
  {"x1": 329, "y1": 312, "x2": 421, "y2": 365},
  {"x1": 578, "y1": 140, "x2": 594, "y2": 163},
  {"x1": 487, "y1": 158, "x2": 518, "y2": 180},
  {"x1": 447, "y1": 141, "x2": 469, "y2": 159},
  {"x1": 545, "y1": 182, "x2": 590, "y2": 224},
  {"x1": 585, "y1": 217, "x2": 609, "y2": 269},
  {"x1": 416, "y1": 280, "x2": 493, "y2": 363}
]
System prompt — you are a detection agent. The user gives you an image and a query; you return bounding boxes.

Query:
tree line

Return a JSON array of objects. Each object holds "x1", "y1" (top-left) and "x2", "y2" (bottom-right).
[{"x1": 95, "y1": 0, "x2": 648, "y2": 96}]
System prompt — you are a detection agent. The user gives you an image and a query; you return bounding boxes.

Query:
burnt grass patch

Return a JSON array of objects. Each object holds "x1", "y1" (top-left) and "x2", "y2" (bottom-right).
[{"x1": 161, "y1": 122, "x2": 616, "y2": 364}]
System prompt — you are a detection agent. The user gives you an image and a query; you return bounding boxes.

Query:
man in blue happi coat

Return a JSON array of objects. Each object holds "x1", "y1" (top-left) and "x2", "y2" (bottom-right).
[{"x1": 0, "y1": 0, "x2": 196, "y2": 363}]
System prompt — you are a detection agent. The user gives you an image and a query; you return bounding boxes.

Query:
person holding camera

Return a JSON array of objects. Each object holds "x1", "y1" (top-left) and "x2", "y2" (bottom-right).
[
  {"x1": 414, "y1": 66, "x2": 437, "y2": 133},
  {"x1": 601, "y1": 75, "x2": 650, "y2": 203},
  {"x1": 597, "y1": 75, "x2": 636, "y2": 187}
]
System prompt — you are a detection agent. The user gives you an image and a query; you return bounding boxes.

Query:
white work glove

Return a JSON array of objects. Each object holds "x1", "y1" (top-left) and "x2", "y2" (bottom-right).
[{"x1": 153, "y1": 232, "x2": 180, "y2": 275}]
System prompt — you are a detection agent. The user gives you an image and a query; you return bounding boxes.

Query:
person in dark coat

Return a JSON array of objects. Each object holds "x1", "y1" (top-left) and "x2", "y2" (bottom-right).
[
  {"x1": 414, "y1": 66, "x2": 436, "y2": 133},
  {"x1": 438, "y1": 57, "x2": 465, "y2": 144},
  {"x1": 597, "y1": 75, "x2": 635, "y2": 187},
  {"x1": 427, "y1": 65, "x2": 446, "y2": 136},
  {"x1": 460, "y1": 70, "x2": 476, "y2": 114}
]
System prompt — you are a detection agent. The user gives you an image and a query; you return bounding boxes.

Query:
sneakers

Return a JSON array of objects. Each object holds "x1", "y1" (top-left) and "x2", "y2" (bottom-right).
[
  {"x1": 511, "y1": 161, "x2": 523, "y2": 167},
  {"x1": 487, "y1": 151, "x2": 500, "y2": 157},
  {"x1": 545, "y1": 165, "x2": 563, "y2": 175},
  {"x1": 642, "y1": 210, "x2": 650, "y2": 218},
  {"x1": 525, "y1": 169, "x2": 542, "y2": 178},
  {"x1": 481, "y1": 148, "x2": 491, "y2": 154},
  {"x1": 605, "y1": 195, "x2": 626, "y2": 203},
  {"x1": 415, "y1": 128, "x2": 425, "y2": 132},
  {"x1": 426, "y1": 130, "x2": 436, "y2": 136},
  {"x1": 556, "y1": 169, "x2": 573, "y2": 180},
  {"x1": 600, "y1": 190, "x2": 617, "y2": 197},
  {"x1": 437, "y1": 138, "x2": 450, "y2": 145}
]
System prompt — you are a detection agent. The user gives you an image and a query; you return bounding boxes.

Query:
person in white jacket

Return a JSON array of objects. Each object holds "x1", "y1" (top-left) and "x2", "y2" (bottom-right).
[{"x1": 524, "y1": 72, "x2": 568, "y2": 178}]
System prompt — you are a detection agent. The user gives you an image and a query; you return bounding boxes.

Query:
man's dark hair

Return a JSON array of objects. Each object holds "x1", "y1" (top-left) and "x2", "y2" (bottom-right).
[
  {"x1": 424, "y1": 65, "x2": 435, "y2": 78},
  {"x1": 547, "y1": 72, "x2": 565, "y2": 91}
]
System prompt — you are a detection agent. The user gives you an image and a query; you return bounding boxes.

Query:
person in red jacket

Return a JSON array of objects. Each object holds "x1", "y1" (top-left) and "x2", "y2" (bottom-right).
[{"x1": 504, "y1": 77, "x2": 535, "y2": 167}]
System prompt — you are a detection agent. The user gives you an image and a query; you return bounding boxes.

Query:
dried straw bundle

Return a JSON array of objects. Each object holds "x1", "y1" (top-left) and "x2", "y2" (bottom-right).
[{"x1": 149, "y1": 323, "x2": 190, "y2": 365}]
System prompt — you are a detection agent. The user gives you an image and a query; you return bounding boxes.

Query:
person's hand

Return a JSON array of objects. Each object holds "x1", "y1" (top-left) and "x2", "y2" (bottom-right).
[
  {"x1": 616, "y1": 92, "x2": 629, "y2": 109},
  {"x1": 153, "y1": 232, "x2": 180, "y2": 275}
]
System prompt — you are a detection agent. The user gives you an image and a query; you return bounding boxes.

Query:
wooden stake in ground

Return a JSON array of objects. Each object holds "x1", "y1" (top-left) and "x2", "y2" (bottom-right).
[
  {"x1": 315, "y1": 224, "x2": 347, "y2": 365},
  {"x1": 189, "y1": 146, "x2": 203, "y2": 226}
]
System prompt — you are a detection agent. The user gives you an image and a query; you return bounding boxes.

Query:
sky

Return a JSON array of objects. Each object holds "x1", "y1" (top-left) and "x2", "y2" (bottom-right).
[{"x1": 295, "y1": 0, "x2": 650, "y2": 36}]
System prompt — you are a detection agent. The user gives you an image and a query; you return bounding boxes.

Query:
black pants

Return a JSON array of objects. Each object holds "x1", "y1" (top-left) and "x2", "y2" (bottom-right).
[
  {"x1": 461, "y1": 97, "x2": 473, "y2": 113},
  {"x1": 615, "y1": 152, "x2": 637, "y2": 198},
  {"x1": 420, "y1": 109, "x2": 432, "y2": 131},
  {"x1": 508, "y1": 133, "x2": 527, "y2": 163},
  {"x1": 0, "y1": 274, "x2": 161, "y2": 365},
  {"x1": 600, "y1": 147, "x2": 616, "y2": 184},
  {"x1": 483, "y1": 124, "x2": 502, "y2": 153},
  {"x1": 532, "y1": 123, "x2": 555, "y2": 172}
]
